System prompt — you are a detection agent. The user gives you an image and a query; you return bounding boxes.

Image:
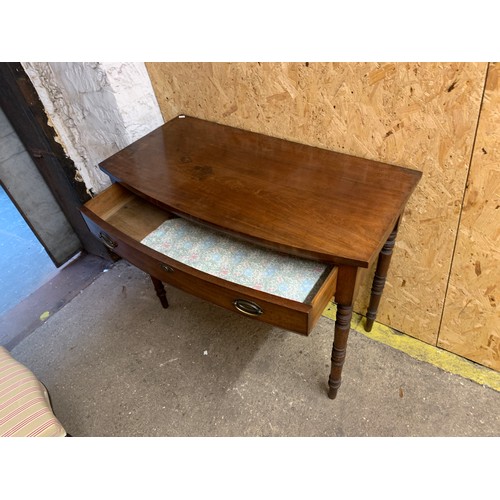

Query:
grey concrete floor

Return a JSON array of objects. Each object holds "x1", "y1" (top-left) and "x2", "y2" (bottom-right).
[{"x1": 9, "y1": 260, "x2": 500, "y2": 437}]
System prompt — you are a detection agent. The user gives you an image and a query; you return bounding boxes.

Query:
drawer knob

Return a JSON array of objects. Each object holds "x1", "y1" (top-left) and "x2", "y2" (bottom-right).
[
  {"x1": 233, "y1": 299, "x2": 263, "y2": 317},
  {"x1": 160, "y1": 263, "x2": 174, "y2": 273},
  {"x1": 99, "y1": 232, "x2": 117, "y2": 250}
]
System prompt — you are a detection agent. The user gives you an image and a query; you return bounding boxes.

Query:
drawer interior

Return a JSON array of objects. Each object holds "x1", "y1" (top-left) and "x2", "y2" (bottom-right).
[
  {"x1": 84, "y1": 183, "x2": 173, "y2": 241},
  {"x1": 86, "y1": 183, "x2": 335, "y2": 306}
]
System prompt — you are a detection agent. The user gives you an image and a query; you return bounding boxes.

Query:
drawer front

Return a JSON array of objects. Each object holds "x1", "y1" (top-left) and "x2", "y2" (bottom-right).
[
  {"x1": 154, "y1": 260, "x2": 311, "y2": 334},
  {"x1": 81, "y1": 209, "x2": 315, "y2": 334}
]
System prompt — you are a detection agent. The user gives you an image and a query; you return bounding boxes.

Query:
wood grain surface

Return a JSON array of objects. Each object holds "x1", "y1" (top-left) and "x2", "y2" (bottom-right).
[
  {"x1": 99, "y1": 115, "x2": 420, "y2": 268},
  {"x1": 145, "y1": 62, "x2": 487, "y2": 346},
  {"x1": 438, "y1": 63, "x2": 500, "y2": 370}
]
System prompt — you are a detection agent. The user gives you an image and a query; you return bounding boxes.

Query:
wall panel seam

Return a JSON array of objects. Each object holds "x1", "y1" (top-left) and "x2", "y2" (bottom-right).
[{"x1": 435, "y1": 62, "x2": 491, "y2": 347}]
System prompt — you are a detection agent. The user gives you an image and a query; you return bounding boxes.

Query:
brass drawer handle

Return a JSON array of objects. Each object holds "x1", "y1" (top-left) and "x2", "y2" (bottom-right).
[
  {"x1": 233, "y1": 299, "x2": 263, "y2": 317},
  {"x1": 160, "y1": 263, "x2": 174, "y2": 273},
  {"x1": 99, "y1": 231, "x2": 117, "y2": 250}
]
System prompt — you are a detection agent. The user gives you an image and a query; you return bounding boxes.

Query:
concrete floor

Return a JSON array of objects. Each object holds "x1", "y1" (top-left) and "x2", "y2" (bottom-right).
[{"x1": 8, "y1": 259, "x2": 500, "y2": 437}]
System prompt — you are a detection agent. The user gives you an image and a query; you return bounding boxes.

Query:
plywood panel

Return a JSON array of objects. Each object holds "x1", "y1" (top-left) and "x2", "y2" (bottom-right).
[
  {"x1": 145, "y1": 62, "x2": 487, "y2": 344},
  {"x1": 438, "y1": 63, "x2": 500, "y2": 370}
]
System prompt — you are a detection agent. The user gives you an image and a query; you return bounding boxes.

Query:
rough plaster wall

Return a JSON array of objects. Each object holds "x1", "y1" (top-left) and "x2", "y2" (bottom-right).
[
  {"x1": 101, "y1": 63, "x2": 163, "y2": 143},
  {"x1": 22, "y1": 62, "x2": 163, "y2": 195}
]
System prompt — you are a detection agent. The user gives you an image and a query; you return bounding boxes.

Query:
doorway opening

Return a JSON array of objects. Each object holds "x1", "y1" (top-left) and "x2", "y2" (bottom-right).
[
  {"x1": 0, "y1": 183, "x2": 58, "y2": 316},
  {"x1": 0, "y1": 63, "x2": 112, "y2": 348}
]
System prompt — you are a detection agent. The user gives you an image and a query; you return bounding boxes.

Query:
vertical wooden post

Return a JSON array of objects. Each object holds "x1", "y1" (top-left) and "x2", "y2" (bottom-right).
[
  {"x1": 365, "y1": 218, "x2": 400, "y2": 332},
  {"x1": 328, "y1": 265, "x2": 359, "y2": 400},
  {"x1": 150, "y1": 275, "x2": 169, "y2": 309}
]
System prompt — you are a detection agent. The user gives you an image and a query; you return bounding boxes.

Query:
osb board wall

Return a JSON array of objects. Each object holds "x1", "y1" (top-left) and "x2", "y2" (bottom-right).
[
  {"x1": 145, "y1": 62, "x2": 487, "y2": 346},
  {"x1": 438, "y1": 63, "x2": 500, "y2": 370}
]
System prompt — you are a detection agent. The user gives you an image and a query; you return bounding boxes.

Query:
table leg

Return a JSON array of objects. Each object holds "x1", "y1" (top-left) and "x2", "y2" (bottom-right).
[
  {"x1": 364, "y1": 218, "x2": 400, "y2": 332},
  {"x1": 328, "y1": 265, "x2": 359, "y2": 400},
  {"x1": 150, "y1": 275, "x2": 169, "y2": 309}
]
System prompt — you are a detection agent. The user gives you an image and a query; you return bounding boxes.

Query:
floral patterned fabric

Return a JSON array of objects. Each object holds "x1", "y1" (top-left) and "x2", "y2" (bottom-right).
[{"x1": 141, "y1": 218, "x2": 330, "y2": 303}]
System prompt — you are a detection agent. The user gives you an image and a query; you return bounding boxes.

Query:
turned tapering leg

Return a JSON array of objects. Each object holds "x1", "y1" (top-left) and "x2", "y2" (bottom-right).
[
  {"x1": 328, "y1": 303, "x2": 353, "y2": 399},
  {"x1": 328, "y1": 265, "x2": 359, "y2": 400},
  {"x1": 150, "y1": 275, "x2": 169, "y2": 309},
  {"x1": 364, "y1": 219, "x2": 400, "y2": 332}
]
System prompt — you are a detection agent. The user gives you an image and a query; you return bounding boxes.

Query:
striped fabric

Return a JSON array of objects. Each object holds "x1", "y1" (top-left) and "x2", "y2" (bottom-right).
[{"x1": 0, "y1": 346, "x2": 66, "y2": 437}]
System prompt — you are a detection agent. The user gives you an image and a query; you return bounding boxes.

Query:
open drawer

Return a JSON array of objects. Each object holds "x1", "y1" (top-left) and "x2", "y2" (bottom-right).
[{"x1": 81, "y1": 183, "x2": 338, "y2": 335}]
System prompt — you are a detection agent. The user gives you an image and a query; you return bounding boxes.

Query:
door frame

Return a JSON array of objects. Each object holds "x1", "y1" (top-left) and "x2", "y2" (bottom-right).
[{"x1": 0, "y1": 62, "x2": 109, "y2": 260}]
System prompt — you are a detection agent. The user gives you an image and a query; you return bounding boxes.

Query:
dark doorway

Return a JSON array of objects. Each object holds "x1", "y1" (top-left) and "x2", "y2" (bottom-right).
[
  {"x1": 0, "y1": 63, "x2": 109, "y2": 260},
  {"x1": 0, "y1": 105, "x2": 82, "y2": 267},
  {"x1": 0, "y1": 63, "x2": 111, "y2": 346}
]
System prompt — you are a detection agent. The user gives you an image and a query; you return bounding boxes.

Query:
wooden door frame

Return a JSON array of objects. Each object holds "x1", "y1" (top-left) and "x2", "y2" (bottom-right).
[{"x1": 0, "y1": 62, "x2": 109, "y2": 260}]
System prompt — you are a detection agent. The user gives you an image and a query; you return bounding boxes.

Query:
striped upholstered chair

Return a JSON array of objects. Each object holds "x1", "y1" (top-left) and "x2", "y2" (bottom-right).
[{"x1": 0, "y1": 346, "x2": 67, "y2": 437}]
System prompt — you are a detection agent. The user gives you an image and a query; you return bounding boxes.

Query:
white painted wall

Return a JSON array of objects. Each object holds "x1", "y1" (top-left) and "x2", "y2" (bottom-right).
[{"x1": 22, "y1": 62, "x2": 164, "y2": 195}]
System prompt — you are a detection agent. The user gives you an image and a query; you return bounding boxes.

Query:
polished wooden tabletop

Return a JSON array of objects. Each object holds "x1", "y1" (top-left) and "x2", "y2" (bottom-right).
[{"x1": 99, "y1": 115, "x2": 421, "y2": 267}]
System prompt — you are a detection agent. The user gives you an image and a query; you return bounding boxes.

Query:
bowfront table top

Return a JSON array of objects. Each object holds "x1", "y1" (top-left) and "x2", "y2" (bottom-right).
[{"x1": 100, "y1": 115, "x2": 421, "y2": 268}]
